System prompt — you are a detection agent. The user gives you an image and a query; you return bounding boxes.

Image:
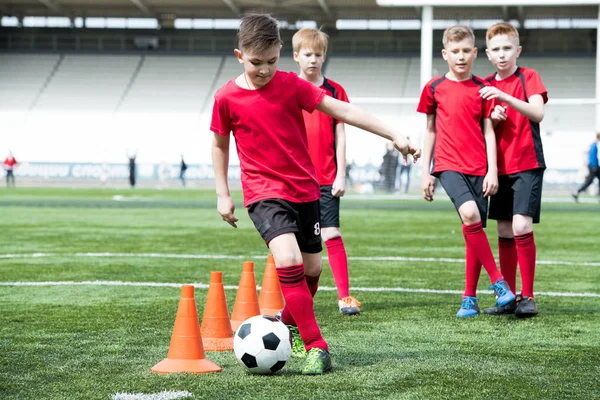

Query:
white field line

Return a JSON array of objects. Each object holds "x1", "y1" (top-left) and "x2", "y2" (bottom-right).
[
  {"x1": 0, "y1": 252, "x2": 599, "y2": 267},
  {"x1": 112, "y1": 391, "x2": 192, "y2": 400},
  {"x1": 0, "y1": 280, "x2": 599, "y2": 298}
]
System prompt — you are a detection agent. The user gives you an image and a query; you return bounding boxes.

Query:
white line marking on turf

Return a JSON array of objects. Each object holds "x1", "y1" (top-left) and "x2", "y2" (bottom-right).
[
  {"x1": 1, "y1": 252, "x2": 599, "y2": 267},
  {"x1": 112, "y1": 390, "x2": 192, "y2": 400},
  {"x1": 0, "y1": 280, "x2": 598, "y2": 298}
]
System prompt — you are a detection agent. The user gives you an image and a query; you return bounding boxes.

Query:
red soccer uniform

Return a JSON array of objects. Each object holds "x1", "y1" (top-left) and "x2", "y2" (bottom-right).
[
  {"x1": 417, "y1": 75, "x2": 495, "y2": 176},
  {"x1": 211, "y1": 70, "x2": 326, "y2": 207},
  {"x1": 302, "y1": 78, "x2": 349, "y2": 186},
  {"x1": 485, "y1": 67, "x2": 548, "y2": 175},
  {"x1": 3, "y1": 157, "x2": 17, "y2": 170}
]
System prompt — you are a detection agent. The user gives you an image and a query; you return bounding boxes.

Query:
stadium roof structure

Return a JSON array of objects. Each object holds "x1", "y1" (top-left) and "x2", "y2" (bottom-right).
[{"x1": 0, "y1": 0, "x2": 598, "y2": 25}]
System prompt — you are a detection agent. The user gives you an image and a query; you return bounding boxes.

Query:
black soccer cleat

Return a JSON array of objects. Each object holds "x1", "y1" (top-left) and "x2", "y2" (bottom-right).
[
  {"x1": 484, "y1": 299, "x2": 518, "y2": 315},
  {"x1": 515, "y1": 296, "x2": 538, "y2": 318}
]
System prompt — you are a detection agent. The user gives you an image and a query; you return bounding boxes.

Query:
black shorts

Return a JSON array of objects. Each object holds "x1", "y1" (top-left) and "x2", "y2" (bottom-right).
[
  {"x1": 247, "y1": 198, "x2": 322, "y2": 254},
  {"x1": 319, "y1": 185, "x2": 340, "y2": 228},
  {"x1": 489, "y1": 169, "x2": 544, "y2": 223},
  {"x1": 438, "y1": 171, "x2": 488, "y2": 227}
]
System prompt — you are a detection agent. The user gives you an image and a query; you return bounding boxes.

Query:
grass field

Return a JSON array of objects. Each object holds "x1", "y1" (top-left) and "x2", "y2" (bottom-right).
[{"x1": 1, "y1": 187, "x2": 599, "y2": 400}]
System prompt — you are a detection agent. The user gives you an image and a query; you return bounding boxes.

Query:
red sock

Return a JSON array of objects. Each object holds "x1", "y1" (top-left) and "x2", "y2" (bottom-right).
[
  {"x1": 325, "y1": 237, "x2": 350, "y2": 299},
  {"x1": 276, "y1": 264, "x2": 328, "y2": 351},
  {"x1": 305, "y1": 272, "x2": 321, "y2": 298},
  {"x1": 498, "y1": 237, "x2": 518, "y2": 294},
  {"x1": 463, "y1": 244, "x2": 482, "y2": 297},
  {"x1": 515, "y1": 232, "x2": 536, "y2": 297},
  {"x1": 462, "y1": 222, "x2": 503, "y2": 284}
]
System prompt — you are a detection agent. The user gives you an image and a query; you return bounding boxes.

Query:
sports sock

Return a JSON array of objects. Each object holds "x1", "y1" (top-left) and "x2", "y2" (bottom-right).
[
  {"x1": 515, "y1": 232, "x2": 536, "y2": 297},
  {"x1": 462, "y1": 222, "x2": 503, "y2": 284},
  {"x1": 325, "y1": 237, "x2": 350, "y2": 299},
  {"x1": 498, "y1": 237, "x2": 518, "y2": 294},
  {"x1": 305, "y1": 272, "x2": 321, "y2": 299},
  {"x1": 276, "y1": 264, "x2": 328, "y2": 351}
]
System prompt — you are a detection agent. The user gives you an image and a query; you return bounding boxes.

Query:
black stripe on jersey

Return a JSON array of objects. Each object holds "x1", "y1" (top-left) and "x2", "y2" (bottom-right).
[
  {"x1": 429, "y1": 76, "x2": 446, "y2": 175},
  {"x1": 323, "y1": 78, "x2": 339, "y2": 173},
  {"x1": 515, "y1": 67, "x2": 546, "y2": 169}
]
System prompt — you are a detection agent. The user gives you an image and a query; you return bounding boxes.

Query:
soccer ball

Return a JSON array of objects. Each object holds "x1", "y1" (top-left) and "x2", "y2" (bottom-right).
[{"x1": 233, "y1": 315, "x2": 292, "y2": 374}]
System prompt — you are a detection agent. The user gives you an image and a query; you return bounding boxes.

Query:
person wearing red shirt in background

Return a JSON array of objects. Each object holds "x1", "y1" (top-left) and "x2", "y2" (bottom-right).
[
  {"x1": 3, "y1": 151, "x2": 18, "y2": 188},
  {"x1": 418, "y1": 25, "x2": 516, "y2": 318},
  {"x1": 292, "y1": 27, "x2": 362, "y2": 317},
  {"x1": 211, "y1": 14, "x2": 419, "y2": 375},
  {"x1": 480, "y1": 22, "x2": 549, "y2": 318}
]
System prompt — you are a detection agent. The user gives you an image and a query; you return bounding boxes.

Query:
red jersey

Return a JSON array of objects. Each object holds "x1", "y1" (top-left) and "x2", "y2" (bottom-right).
[
  {"x1": 302, "y1": 78, "x2": 349, "y2": 186},
  {"x1": 3, "y1": 157, "x2": 17, "y2": 170},
  {"x1": 485, "y1": 67, "x2": 548, "y2": 175},
  {"x1": 417, "y1": 75, "x2": 495, "y2": 176},
  {"x1": 211, "y1": 70, "x2": 326, "y2": 207}
]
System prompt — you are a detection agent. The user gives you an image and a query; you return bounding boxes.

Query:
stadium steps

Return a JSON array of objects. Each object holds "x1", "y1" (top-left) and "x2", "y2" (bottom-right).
[{"x1": 114, "y1": 54, "x2": 146, "y2": 112}]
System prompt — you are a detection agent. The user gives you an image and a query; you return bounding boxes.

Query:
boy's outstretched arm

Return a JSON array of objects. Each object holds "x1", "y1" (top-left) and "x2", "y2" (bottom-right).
[
  {"x1": 211, "y1": 133, "x2": 238, "y2": 228},
  {"x1": 479, "y1": 87, "x2": 545, "y2": 123},
  {"x1": 332, "y1": 121, "x2": 347, "y2": 197},
  {"x1": 482, "y1": 118, "x2": 499, "y2": 198},
  {"x1": 316, "y1": 96, "x2": 421, "y2": 163},
  {"x1": 420, "y1": 114, "x2": 436, "y2": 202}
]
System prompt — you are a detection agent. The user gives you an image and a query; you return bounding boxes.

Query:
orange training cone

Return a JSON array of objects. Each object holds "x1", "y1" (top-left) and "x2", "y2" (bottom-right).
[
  {"x1": 151, "y1": 285, "x2": 221, "y2": 374},
  {"x1": 259, "y1": 254, "x2": 285, "y2": 316},
  {"x1": 201, "y1": 271, "x2": 234, "y2": 352},
  {"x1": 230, "y1": 261, "x2": 261, "y2": 332}
]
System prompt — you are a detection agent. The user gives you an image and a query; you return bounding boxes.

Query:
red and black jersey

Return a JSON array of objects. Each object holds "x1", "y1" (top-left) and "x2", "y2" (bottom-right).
[
  {"x1": 485, "y1": 67, "x2": 548, "y2": 175},
  {"x1": 417, "y1": 75, "x2": 495, "y2": 176},
  {"x1": 302, "y1": 78, "x2": 349, "y2": 186},
  {"x1": 211, "y1": 71, "x2": 326, "y2": 207}
]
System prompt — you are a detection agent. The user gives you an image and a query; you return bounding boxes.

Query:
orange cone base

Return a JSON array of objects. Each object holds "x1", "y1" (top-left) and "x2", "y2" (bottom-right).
[
  {"x1": 259, "y1": 307, "x2": 281, "y2": 317},
  {"x1": 151, "y1": 358, "x2": 222, "y2": 374},
  {"x1": 202, "y1": 336, "x2": 234, "y2": 352}
]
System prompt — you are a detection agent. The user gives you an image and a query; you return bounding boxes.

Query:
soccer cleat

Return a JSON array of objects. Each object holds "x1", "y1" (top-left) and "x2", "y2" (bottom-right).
[
  {"x1": 338, "y1": 296, "x2": 361, "y2": 316},
  {"x1": 456, "y1": 296, "x2": 480, "y2": 317},
  {"x1": 571, "y1": 193, "x2": 579, "y2": 203},
  {"x1": 301, "y1": 348, "x2": 332, "y2": 375},
  {"x1": 489, "y1": 279, "x2": 516, "y2": 306},
  {"x1": 515, "y1": 296, "x2": 539, "y2": 318},
  {"x1": 483, "y1": 297, "x2": 519, "y2": 315},
  {"x1": 274, "y1": 309, "x2": 307, "y2": 358}
]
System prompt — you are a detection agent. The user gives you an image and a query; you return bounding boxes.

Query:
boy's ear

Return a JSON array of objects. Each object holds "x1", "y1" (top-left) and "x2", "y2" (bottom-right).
[
  {"x1": 234, "y1": 49, "x2": 243, "y2": 64},
  {"x1": 441, "y1": 48, "x2": 448, "y2": 61},
  {"x1": 293, "y1": 51, "x2": 299, "y2": 62},
  {"x1": 485, "y1": 48, "x2": 491, "y2": 60},
  {"x1": 516, "y1": 46, "x2": 522, "y2": 58}
]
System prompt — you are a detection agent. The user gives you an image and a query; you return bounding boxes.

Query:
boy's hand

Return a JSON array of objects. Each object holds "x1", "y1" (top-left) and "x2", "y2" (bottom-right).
[
  {"x1": 332, "y1": 176, "x2": 346, "y2": 197},
  {"x1": 421, "y1": 175, "x2": 435, "y2": 202},
  {"x1": 217, "y1": 195, "x2": 238, "y2": 228},
  {"x1": 393, "y1": 136, "x2": 421, "y2": 164},
  {"x1": 479, "y1": 86, "x2": 508, "y2": 102},
  {"x1": 491, "y1": 105, "x2": 507, "y2": 122},
  {"x1": 482, "y1": 173, "x2": 498, "y2": 198}
]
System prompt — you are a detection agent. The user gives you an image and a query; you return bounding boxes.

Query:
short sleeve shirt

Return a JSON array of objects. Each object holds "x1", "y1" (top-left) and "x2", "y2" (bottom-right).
[
  {"x1": 211, "y1": 70, "x2": 326, "y2": 207},
  {"x1": 417, "y1": 75, "x2": 495, "y2": 176},
  {"x1": 485, "y1": 67, "x2": 548, "y2": 175},
  {"x1": 302, "y1": 78, "x2": 349, "y2": 186}
]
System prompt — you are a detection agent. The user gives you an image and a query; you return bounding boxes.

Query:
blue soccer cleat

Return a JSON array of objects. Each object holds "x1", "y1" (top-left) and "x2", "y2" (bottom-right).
[
  {"x1": 456, "y1": 296, "x2": 480, "y2": 317},
  {"x1": 489, "y1": 279, "x2": 516, "y2": 306}
]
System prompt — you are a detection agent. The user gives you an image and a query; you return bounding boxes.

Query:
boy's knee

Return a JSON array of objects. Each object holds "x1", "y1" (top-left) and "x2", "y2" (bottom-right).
[
  {"x1": 497, "y1": 220, "x2": 513, "y2": 238},
  {"x1": 276, "y1": 253, "x2": 304, "y2": 267},
  {"x1": 459, "y1": 204, "x2": 481, "y2": 225},
  {"x1": 512, "y1": 215, "x2": 533, "y2": 236}
]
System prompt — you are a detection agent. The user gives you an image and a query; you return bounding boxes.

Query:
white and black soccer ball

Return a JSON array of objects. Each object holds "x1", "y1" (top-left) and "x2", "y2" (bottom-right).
[{"x1": 233, "y1": 315, "x2": 292, "y2": 374}]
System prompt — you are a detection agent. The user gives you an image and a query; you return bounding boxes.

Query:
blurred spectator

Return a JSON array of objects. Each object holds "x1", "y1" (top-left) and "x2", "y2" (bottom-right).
[
  {"x1": 179, "y1": 155, "x2": 188, "y2": 188},
  {"x1": 127, "y1": 151, "x2": 137, "y2": 188},
  {"x1": 572, "y1": 132, "x2": 600, "y2": 202},
  {"x1": 346, "y1": 160, "x2": 354, "y2": 189},
  {"x1": 396, "y1": 153, "x2": 412, "y2": 194},
  {"x1": 3, "y1": 150, "x2": 18, "y2": 188},
  {"x1": 380, "y1": 143, "x2": 398, "y2": 193}
]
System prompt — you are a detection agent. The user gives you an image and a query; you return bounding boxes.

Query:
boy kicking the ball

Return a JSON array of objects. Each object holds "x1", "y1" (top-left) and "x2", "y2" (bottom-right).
[
  {"x1": 418, "y1": 25, "x2": 516, "y2": 317},
  {"x1": 211, "y1": 13, "x2": 419, "y2": 374}
]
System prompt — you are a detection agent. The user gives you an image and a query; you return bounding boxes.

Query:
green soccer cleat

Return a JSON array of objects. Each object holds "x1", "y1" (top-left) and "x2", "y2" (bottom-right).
[
  {"x1": 287, "y1": 325, "x2": 307, "y2": 358},
  {"x1": 301, "y1": 348, "x2": 332, "y2": 375}
]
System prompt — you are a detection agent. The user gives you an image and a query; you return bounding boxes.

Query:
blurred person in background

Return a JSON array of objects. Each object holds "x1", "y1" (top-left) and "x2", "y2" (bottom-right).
[
  {"x1": 127, "y1": 151, "x2": 137, "y2": 188},
  {"x1": 179, "y1": 155, "x2": 188, "y2": 188},
  {"x1": 396, "y1": 150, "x2": 413, "y2": 194},
  {"x1": 381, "y1": 143, "x2": 398, "y2": 193},
  {"x1": 571, "y1": 132, "x2": 600, "y2": 202},
  {"x1": 3, "y1": 150, "x2": 18, "y2": 188}
]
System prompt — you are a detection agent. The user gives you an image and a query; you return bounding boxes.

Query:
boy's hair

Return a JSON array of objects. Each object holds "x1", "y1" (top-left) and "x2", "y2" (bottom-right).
[
  {"x1": 486, "y1": 22, "x2": 520, "y2": 43},
  {"x1": 238, "y1": 14, "x2": 282, "y2": 54},
  {"x1": 442, "y1": 25, "x2": 475, "y2": 47},
  {"x1": 596, "y1": 132, "x2": 600, "y2": 140},
  {"x1": 292, "y1": 28, "x2": 329, "y2": 54}
]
